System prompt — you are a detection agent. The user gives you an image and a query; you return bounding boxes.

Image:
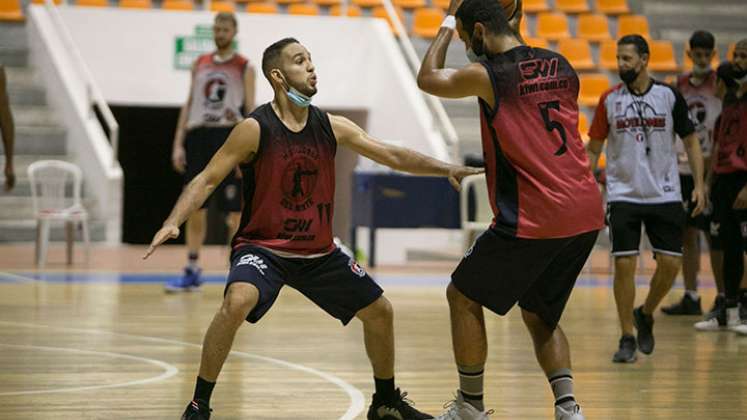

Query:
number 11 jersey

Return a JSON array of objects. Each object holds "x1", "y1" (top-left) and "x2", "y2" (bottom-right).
[{"x1": 477, "y1": 46, "x2": 603, "y2": 239}]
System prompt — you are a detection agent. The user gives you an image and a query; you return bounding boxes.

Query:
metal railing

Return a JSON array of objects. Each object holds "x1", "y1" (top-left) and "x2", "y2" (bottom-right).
[
  {"x1": 378, "y1": 0, "x2": 460, "y2": 152},
  {"x1": 43, "y1": 0, "x2": 120, "y2": 168}
]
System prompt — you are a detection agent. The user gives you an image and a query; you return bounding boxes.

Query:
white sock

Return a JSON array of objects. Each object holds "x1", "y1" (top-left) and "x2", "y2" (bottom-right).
[{"x1": 685, "y1": 290, "x2": 700, "y2": 300}]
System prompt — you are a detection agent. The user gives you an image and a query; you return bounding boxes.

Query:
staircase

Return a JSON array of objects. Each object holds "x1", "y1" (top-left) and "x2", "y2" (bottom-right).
[{"x1": 0, "y1": 21, "x2": 105, "y2": 242}]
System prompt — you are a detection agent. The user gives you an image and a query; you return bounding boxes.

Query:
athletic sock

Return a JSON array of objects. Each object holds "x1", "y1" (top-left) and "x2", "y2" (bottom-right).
[
  {"x1": 458, "y1": 364, "x2": 485, "y2": 411},
  {"x1": 193, "y1": 376, "x2": 215, "y2": 406},
  {"x1": 549, "y1": 368, "x2": 576, "y2": 411},
  {"x1": 685, "y1": 290, "x2": 700, "y2": 300},
  {"x1": 188, "y1": 252, "x2": 199, "y2": 270},
  {"x1": 374, "y1": 376, "x2": 396, "y2": 404}
]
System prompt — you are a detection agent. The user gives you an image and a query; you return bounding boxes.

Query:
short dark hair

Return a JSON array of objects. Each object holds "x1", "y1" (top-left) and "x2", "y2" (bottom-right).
[
  {"x1": 261, "y1": 37, "x2": 300, "y2": 82},
  {"x1": 689, "y1": 30, "x2": 715, "y2": 50},
  {"x1": 618, "y1": 34, "x2": 650, "y2": 57},
  {"x1": 214, "y1": 12, "x2": 237, "y2": 28},
  {"x1": 455, "y1": 0, "x2": 512, "y2": 37}
]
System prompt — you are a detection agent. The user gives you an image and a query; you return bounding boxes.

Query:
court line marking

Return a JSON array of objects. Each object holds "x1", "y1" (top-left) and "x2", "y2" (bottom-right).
[
  {"x1": 0, "y1": 342, "x2": 179, "y2": 396},
  {"x1": 0, "y1": 321, "x2": 365, "y2": 420},
  {"x1": 0, "y1": 272, "x2": 37, "y2": 283}
]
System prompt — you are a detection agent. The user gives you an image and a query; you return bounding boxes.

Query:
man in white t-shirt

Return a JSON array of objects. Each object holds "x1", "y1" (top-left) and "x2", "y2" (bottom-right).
[{"x1": 587, "y1": 35, "x2": 705, "y2": 364}]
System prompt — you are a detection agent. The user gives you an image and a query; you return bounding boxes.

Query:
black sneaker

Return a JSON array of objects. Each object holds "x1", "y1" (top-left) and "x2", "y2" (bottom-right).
[
  {"x1": 661, "y1": 294, "x2": 702, "y2": 315},
  {"x1": 634, "y1": 306, "x2": 655, "y2": 355},
  {"x1": 181, "y1": 400, "x2": 212, "y2": 420},
  {"x1": 367, "y1": 388, "x2": 433, "y2": 419},
  {"x1": 612, "y1": 335, "x2": 637, "y2": 363}
]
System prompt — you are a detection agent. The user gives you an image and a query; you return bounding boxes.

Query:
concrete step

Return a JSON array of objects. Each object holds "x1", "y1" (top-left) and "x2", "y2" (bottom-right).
[
  {"x1": 11, "y1": 105, "x2": 61, "y2": 127},
  {"x1": 0, "y1": 22, "x2": 27, "y2": 49},
  {"x1": 1, "y1": 125, "x2": 66, "y2": 155},
  {"x1": 5, "y1": 67, "x2": 46, "y2": 107},
  {"x1": 1, "y1": 155, "x2": 72, "y2": 196},
  {"x1": 0, "y1": 46, "x2": 28, "y2": 68},
  {"x1": 0, "y1": 219, "x2": 107, "y2": 242}
]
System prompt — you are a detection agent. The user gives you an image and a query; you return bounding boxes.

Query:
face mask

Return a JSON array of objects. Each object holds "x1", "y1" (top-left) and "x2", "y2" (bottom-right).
[
  {"x1": 691, "y1": 63, "x2": 711, "y2": 77},
  {"x1": 734, "y1": 67, "x2": 747, "y2": 84},
  {"x1": 276, "y1": 70, "x2": 312, "y2": 108},
  {"x1": 619, "y1": 68, "x2": 639, "y2": 84},
  {"x1": 466, "y1": 33, "x2": 486, "y2": 63}
]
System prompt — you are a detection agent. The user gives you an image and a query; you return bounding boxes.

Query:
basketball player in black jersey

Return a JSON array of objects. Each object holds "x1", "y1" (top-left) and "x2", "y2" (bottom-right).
[{"x1": 145, "y1": 38, "x2": 481, "y2": 420}]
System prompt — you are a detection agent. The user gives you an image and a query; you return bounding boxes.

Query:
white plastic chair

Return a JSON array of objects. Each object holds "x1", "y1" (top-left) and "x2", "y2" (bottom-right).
[
  {"x1": 460, "y1": 174, "x2": 492, "y2": 251},
  {"x1": 27, "y1": 160, "x2": 90, "y2": 267}
]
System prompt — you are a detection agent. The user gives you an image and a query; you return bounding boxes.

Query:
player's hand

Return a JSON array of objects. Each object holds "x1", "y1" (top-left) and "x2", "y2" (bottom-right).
[
  {"x1": 691, "y1": 185, "x2": 706, "y2": 216},
  {"x1": 508, "y1": 0, "x2": 524, "y2": 36},
  {"x1": 172, "y1": 146, "x2": 186, "y2": 174},
  {"x1": 447, "y1": 0, "x2": 463, "y2": 15},
  {"x1": 143, "y1": 224, "x2": 180, "y2": 260},
  {"x1": 4, "y1": 162, "x2": 15, "y2": 191},
  {"x1": 733, "y1": 185, "x2": 747, "y2": 209},
  {"x1": 448, "y1": 166, "x2": 484, "y2": 191}
]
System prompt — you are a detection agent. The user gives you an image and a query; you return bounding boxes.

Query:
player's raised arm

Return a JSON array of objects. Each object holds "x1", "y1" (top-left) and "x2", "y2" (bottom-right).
[
  {"x1": 330, "y1": 114, "x2": 482, "y2": 191},
  {"x1": 144, "y1": 119, "x2": 260, "y2": 259}
]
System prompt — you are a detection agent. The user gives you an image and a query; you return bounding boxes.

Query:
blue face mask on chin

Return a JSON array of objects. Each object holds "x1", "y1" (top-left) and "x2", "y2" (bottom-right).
[{"x1": 286, "y1": 87, "x2": 312, "y2": 108}]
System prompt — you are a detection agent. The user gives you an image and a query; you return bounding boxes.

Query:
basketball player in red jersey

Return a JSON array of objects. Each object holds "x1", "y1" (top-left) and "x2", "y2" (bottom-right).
[
  {"x1": 166, "y1": 12, "x2": 256, "y2": 292},
  {"x1": 145, "y1": 38, "x2": 481, "y2": 420},
  {"x1": 418, "y1": 0, "x2": 602, "y2": 418}
]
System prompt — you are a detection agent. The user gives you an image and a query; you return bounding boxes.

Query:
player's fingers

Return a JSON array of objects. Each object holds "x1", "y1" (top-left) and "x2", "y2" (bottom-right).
[
  {"x1": 143, "y1": 244, "x2": 156, "y2": 260},
  {"x1": 449, "y1": 176, "x2": 461, "y2": 191}
]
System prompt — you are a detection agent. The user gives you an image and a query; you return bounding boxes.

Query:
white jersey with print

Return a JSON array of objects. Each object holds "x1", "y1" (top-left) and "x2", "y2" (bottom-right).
[
  {"x1": 589, "y1": 80, "x2": 696, "y2": 204},
  {"x1": 186, "y1": 52, "x2": 248, "y2": 129},
  {"x1": 674, "y1": 72, "x2": 721, "y2": 175}
]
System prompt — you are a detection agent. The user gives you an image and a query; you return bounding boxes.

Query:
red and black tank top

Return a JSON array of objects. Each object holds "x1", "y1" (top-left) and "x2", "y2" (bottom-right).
[{"x1": 231, "y1": 103, "x2": 337, "y2": 255}]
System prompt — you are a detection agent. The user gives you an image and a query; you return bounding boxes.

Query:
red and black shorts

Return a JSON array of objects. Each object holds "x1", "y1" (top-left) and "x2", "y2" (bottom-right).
[
  {"x1": 225, "y1": 245, "x2": 383, "y2": 325},
  {"x1": 451, "y1": 228, "x2": 599, "y2": 329}
]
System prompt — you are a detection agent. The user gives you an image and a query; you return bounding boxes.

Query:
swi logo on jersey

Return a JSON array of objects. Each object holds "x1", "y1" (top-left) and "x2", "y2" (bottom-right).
[{"x1": 518, "y1": 58, "x2": 569, "y2": 97}]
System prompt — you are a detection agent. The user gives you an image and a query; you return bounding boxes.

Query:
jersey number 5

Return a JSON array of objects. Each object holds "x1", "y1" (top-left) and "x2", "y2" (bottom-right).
[{"x1": 538, "y1": 100, "x2": 568, "y2": 156}]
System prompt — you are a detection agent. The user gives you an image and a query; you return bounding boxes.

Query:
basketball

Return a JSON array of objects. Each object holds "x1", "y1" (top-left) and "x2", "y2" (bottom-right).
[{"x1": 499, "y1": 0, "x2": 519, "y2": 20}]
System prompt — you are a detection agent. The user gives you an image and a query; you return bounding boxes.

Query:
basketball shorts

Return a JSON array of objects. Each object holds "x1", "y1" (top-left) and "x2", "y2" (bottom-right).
[
  {"x1": 184, "y1": 126, "x2": 241, "y2": 212},
  {"x1": 680, "y1": 174, "x2": 721, "y2": 250},
  {"x1": 711, "y1": 172, "x2": 747, "y2": 251},
  {"x1": 451, "y1": 228, "x2": 599, "y2": 329},
  {"x1": 607, "y1": 201, "x2": 685, "y2": 257},
  {"x1": 225, "y1": 245, "x2": 384, "y2": 325}
]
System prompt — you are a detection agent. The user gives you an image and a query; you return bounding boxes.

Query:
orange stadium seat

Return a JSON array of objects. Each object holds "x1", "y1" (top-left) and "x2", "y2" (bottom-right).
[
  {"x1": 372, "y1": 6, "x2": 405, "y2": 35},
  {"x1": 617, "y1": 15, "x2": 649, "y2": 39},
  {"x1": 594, "y1": 0, "x2": 628, "y2": 15},
  {"x1": 392, "y1": 0, "x2": 425, "y2": 9},
  {"x1": 288, "y1": 3, "x2": 320, "y2": 15},
  {"x1": 412, "y1": 7, "x2": 445, "y2": 39},
  {"x1": 330, "y1": 4, "x2": 362, "y2": 16},
  {"x1": 432, "y1": 0, "x2": 448, "y2": 10},
  {"x1": 0, "y1": 0, "x2": 23, "y2": 21},
  {"x1": 556, "y1": 0, "x2": 590, "y2": 14},
  {"x1": 578, "y1": 112, "x2": 590, "y2": 141},
  {"x1": 209, "y1": 1, "x2": 235, "y2": 11},
  {"x1": 119, "y1": 0, "x2": 151, "y2": 9},
  {"x1": 536, "y1": 12, "x2": 571, "y2": 41},
  {"x1": 31, "y1": 0, "x2": 63, "y2": 4},
  {"x1": 524, "y1": 37, "x2": 549, "y2": 49},
  {"x1": 162, "y1": 0, "x2": 193, "y2": 10},
  {"x1": 523, "y1": 0, "x2": 549, "y2": 14},
  {"x1": 76, "y1": 0, "x2": 108, "y2": 7},
  {"x1": 682, "y1": 47, "x2": 720, "y2": 71},
  {"x1": 558, "y1": 38, "x2": 596, "y2": 71},
  {"x1": 246, "y1": 2, "x2": 278, "y2": 13},
  {"x1": 579, "y1": 73, "x2": 611, "y2": 107},
  {"x1": 599, "y1": 39, "x2": 617, "y2": 69},
  {"x1": 352, "y1": 0, "x2": 382, "y2": 8},
  {"x1": 577, "y1": 14, "x2": 611, "y2": 42},
  {"x1": 311, "y1": 0, "x2": 341, "y2": 7},
  {"x1": 276, "y1": 0, "x2": 305, "y2": 5},
  {"x1": 649, "y1": 40, "x2": 678, "y2": 72}
]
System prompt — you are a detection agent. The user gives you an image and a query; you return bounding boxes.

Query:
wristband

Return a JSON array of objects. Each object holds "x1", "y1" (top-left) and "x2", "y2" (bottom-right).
[{"x1": 441, "y1": 15, "x2": 456, "y2": 30}]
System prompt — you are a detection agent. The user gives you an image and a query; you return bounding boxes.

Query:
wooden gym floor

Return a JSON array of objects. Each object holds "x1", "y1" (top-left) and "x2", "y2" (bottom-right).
[{"x1": 0, "y1": 244, "x2": 745, "y2": 419}]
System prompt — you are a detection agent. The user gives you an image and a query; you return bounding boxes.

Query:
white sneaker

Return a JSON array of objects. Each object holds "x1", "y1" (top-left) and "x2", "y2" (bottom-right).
[
  {"x1": 734, "y1": 323, "x2": 747, "y2": 336},
  {"x1": 694, "y1": 307, "x2": 739, "y2": 331},
  {"x1": 433, "y1": 392, "x2": 493, "y2": 420},
  {"x1": 556, "y1": 404, "x2": 585, "y2": 420}
]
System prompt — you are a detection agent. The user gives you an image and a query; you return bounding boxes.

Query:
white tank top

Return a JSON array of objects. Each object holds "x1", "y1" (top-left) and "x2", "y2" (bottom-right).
[{"x1": 186, "y1": 52, "x2": 248, "y2": 129}]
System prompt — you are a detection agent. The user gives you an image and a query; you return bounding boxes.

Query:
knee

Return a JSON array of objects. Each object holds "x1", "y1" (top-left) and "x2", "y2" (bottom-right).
[
  {"x1": 614, "y1": 255, "x2": 636, "y2": 269},
  {"x1": 447, "y1": 282, "x2": 477, "y2": 310},
  {"x1": 220, "y1": 283, "x2": 259, "y2": 322},
  {"x1": 357, "y1": 296, "x2": 393, "y2": 323},
  {"x1": 656, "y1": 254, "x2": 682, "y2": 272}
]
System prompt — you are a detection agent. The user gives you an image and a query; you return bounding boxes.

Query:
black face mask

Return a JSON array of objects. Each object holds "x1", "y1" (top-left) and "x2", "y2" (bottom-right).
[
  {"x1": 619, "y1": 68, "x2": 639, "y2": 84},
  {"x1": 733, "y1": 66, "x2": 747, "y2": 80}
]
